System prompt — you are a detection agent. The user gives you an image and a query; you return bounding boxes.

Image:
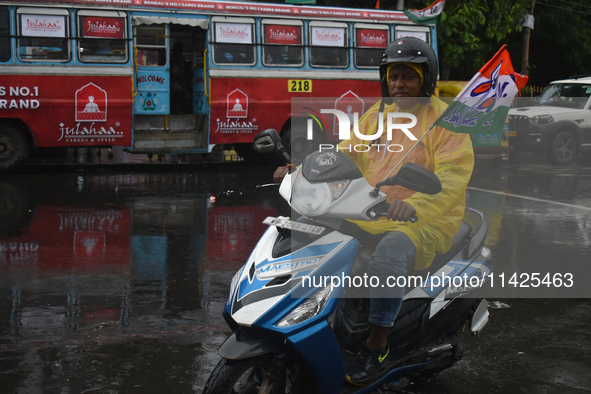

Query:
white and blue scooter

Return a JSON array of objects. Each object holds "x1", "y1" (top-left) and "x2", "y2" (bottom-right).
[{"x1": 203, "y1": 129, "x2": 492, "y2": 394}]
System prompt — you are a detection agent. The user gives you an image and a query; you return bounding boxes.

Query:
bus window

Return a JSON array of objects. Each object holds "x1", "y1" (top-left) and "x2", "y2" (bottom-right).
[
  {"x1": 17, "y1": 8, "x2": 70, "y2": 62},
  {"x1": 212, "y1": 18, "x2": 255, "y2": 65},
  {"x1": 394, "y1": 26, "x2": 430, "y2": 44},
  {"x1": 262, "y1": 20, "x2": 303, "y2": 67},
  {"x1": 135, "y1": 24, "x2": 166, "y2": 66},
  {"x1": 0, "y1": 6, "x2": 9, "y2": 61},
  {"x1": 309, "y1": 22, "x2": 348, "y2": 68},
  {"x1": 354, "y1": 24, "x2": 388, "y2": 68},
  {"x1": 78, "y1": 11, "x2": 128, "y2": 63}
]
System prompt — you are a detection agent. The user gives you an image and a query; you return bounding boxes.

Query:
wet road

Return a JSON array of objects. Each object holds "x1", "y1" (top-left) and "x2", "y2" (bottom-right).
[{"x1": 1, "y1": 154, "x2": 590, "y2": 393}]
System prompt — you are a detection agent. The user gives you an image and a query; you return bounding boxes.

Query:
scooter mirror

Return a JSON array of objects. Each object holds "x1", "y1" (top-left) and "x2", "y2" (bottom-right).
[
  {"x1": 253, "y1": 129, "x2": 281, "y2": 153},
  {"x1": 381, "y1": 162, "x2": 442, "y2": 194},
  {"x1": 253, "y1": 129, "x2": 292, "y2": 164}
]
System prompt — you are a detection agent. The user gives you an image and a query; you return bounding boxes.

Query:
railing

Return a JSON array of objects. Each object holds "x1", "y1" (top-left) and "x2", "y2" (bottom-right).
[
  {"x1": 516, "y1": 85, "x2": 544, "y2": 107},
  {"x1": 521, "y1": 85, "x2": 544, "y2": 97}
]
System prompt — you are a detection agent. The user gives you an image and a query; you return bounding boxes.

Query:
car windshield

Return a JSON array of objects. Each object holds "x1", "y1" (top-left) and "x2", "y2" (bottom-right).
[{"x1": 538, "y1": 83, "x2": 591, "y2": 109}]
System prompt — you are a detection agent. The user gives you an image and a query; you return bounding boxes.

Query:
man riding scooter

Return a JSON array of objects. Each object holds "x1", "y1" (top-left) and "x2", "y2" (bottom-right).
[{"x1": 274, "y1": 37, "x2": 475, "y2": 385}]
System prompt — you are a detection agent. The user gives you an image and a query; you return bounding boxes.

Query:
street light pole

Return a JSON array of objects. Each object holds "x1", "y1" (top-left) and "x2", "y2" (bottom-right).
[{"x1": 521, "y1": 0, "x2": 536, "y2": 76}]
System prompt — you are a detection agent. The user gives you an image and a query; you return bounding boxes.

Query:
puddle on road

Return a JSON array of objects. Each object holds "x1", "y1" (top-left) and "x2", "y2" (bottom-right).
[{"x1": 0, "y1": 165, "x2": 280, "y2": 392}]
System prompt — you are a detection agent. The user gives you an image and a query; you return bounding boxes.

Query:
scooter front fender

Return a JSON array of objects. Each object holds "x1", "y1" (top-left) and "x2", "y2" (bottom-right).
[
  {"x1": 218, "y1": 326, "x2": 284, "y2": 360},
  {"x1": 219, "y1": 321, "x2": 346, "y2": 394},
  {"x1": 286, "y1": 319, "x2": 346, "y2": 394}
]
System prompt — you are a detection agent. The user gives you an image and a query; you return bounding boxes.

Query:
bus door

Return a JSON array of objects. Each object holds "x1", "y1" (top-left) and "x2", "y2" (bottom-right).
[{"x1": 132, "y1": 16, "x2": 209, "y2": 155}]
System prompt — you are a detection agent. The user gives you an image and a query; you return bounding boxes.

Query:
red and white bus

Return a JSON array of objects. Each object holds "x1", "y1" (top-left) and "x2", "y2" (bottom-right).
[{"x1": 0, "y1": 0, "x2": 438, "y2": 171}]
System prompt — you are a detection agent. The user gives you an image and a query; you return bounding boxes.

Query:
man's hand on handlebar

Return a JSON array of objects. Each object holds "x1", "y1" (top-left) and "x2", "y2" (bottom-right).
[{"x1": 386, "y1": 200, "x2": 416, "y2": 222}]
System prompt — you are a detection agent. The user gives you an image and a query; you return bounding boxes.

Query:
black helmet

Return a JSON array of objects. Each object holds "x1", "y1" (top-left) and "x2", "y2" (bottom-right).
[{"x1": 379, "y1": 37, "x2": 438, "y2": 99}]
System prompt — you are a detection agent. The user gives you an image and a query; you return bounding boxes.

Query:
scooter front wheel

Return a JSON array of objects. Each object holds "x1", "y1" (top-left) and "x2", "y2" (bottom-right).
[{"x1": 203, "y1": 354, "x2": 286, "y2": 394}]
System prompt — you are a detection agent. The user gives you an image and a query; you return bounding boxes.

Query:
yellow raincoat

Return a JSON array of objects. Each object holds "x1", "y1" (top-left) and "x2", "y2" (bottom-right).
[{"x1": 339, "y1": 97, "x2": 474, "y2": 269}]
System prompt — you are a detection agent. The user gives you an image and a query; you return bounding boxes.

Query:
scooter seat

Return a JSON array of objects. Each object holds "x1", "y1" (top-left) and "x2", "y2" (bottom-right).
[{"x1": 421, "y1": 220, "x2": 473, "y2": 274}]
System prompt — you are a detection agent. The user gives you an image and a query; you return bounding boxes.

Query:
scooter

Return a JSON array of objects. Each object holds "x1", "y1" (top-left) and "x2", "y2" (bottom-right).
[{"x1": 203, "y1": 129, "x2": 492, "y2": 394}]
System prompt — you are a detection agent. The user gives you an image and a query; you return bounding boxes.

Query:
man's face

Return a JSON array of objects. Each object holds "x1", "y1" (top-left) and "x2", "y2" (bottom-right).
[{"x1": 388, "y1": 63, "x2": 422, "y2": 108}]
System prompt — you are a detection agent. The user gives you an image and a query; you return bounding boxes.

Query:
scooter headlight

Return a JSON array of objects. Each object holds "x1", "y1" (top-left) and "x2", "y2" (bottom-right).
[
  {"x1": 291, "y1": 171, "x2": 350, "y2": 216},
  {"x1": 276, "y1": 285, "x2": 333, "y2": 327}
]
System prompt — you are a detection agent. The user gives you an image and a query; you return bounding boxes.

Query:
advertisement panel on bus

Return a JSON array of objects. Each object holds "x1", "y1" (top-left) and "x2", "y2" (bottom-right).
[
  {"x1": 1, "y1": 75, "x2": 133, "y2": 147},
  {"x1": 208, "y1": 79, "x2": 381, "y2": 145}
]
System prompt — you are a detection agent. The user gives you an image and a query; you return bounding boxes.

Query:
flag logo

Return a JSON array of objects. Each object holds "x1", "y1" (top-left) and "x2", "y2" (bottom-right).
[
  {"x1": 435, "y1": 45, "x2": 528, "y2": 135},
  {"x1": 404, "y1": 0, "x2": 446, "y2": 25}
]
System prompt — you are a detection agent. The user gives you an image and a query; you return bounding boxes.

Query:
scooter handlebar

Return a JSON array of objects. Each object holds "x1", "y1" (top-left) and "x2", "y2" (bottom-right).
[{"x1": 377, "y1": 203, "x2": 418, "y2": 223}]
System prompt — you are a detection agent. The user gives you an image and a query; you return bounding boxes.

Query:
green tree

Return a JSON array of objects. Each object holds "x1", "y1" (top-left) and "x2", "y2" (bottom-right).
[
  {"x1": 436, "y1": 0, "x2": 528, "y2": 80},
  {"x1": 529, "y1": 0, "x2": 591, "y2": 85}
]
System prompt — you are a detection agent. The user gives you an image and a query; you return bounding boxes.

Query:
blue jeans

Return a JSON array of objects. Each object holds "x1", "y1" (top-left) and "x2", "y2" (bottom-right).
[{"x1": 368, "y1": 231, "x2": 416, "y2": 328}]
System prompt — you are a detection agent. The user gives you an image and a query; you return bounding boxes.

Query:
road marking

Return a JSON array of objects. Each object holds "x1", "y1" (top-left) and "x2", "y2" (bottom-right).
[{"x1": 468, "y1": 186, "x2": 591, "y2": 212}]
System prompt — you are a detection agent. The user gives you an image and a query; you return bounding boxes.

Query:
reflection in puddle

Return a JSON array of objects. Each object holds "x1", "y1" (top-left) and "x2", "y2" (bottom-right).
[{"x1": 0, "y1": 166, "x2": 280, "y2": 392}]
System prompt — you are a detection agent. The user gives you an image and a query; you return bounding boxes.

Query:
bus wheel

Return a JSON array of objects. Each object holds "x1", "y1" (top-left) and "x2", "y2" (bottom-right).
[{"x1": 0, "y1": 125, "x2": 30, "y2": 172}]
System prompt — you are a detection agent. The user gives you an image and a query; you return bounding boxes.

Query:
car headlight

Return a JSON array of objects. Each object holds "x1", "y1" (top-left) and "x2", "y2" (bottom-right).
[
  {"x1": 291, "y1": 171, "x2": 350, "y2": 216},
  {"x1": 530, "y1": 114, "x2": 554, "y2": 125},
  {"x1": 276, "y1": 285, "x2": 333, "y2": 327}
]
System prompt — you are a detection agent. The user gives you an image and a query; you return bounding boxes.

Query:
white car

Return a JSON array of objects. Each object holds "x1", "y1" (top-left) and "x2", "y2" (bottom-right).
[{"x1": 508, "y1": 76, "x2": 591, "y2": 164}]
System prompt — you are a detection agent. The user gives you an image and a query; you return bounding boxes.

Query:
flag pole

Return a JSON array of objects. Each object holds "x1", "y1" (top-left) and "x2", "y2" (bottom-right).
[
  {"x1": 381, "y1": 104, "x2": 450, "y2": 180},
  {"x1": 369, "y1": 121, "x2": 436, "y2": 198},
  {"x1": 382, "y1": 123, "x2": 433, "y2": 180}
]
